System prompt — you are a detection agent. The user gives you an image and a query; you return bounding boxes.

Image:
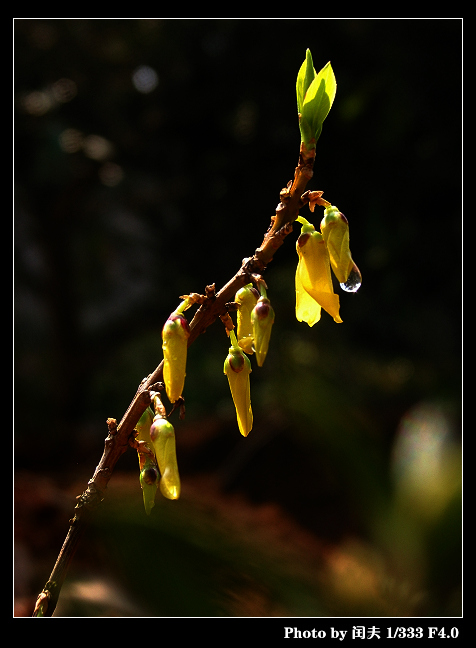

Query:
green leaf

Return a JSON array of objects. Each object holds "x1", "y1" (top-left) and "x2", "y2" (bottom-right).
[
  {"x1": 299, "y1": 60, "x2": 337, "y2": 148},
  {"x1": 296, "y1": 48, "x2": 316, "y2": 114}
]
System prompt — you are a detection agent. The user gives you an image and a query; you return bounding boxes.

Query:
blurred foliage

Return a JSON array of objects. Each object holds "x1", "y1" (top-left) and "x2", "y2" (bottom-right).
[{"x1": 14, "y1": 19, "x2": 461, "y2": 617}]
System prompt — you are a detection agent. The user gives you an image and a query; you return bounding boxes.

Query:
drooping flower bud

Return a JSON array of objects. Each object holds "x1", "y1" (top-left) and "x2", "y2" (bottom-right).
[
  {"x1": 149, "y1": 413, "x2": 181, "y2": 500},
  {"x1": 295, "y1": 217, "x2": 342, "y2": 324},
  {"x1": 251, "y1": 296, "x2": 275, "y2": 367},
  {"x1": 162, "y1": 308, "x2": 190, "y2": 403},
  {"x1": 224, "y1": 332, "x2": 253, "y2": 437},
  {"x1": 320, "y1": 205, "x2": 362, "y2": 292},
  {"x1": 139, "y1": 462, "x2": 159, "y2": 513},
  {"x1": 235, "y1": 284, "x2": 259, "y2": 355},
  {"x1": 135, "y1": 406, "x2": 159, "y2": 515}
]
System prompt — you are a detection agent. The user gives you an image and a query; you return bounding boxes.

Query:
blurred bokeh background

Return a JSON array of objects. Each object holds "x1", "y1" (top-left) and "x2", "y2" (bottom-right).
[{"x1": 14, "y1": 19, "x2": 461, "y2": 618}]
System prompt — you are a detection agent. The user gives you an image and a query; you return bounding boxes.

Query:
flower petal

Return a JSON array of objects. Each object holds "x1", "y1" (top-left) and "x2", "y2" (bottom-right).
[
  {"x1": 295, "y1": 253, "x2": 321, "y2": 326},
  {"x1": 297, "y1": 228, "x2": 342, "y2": 323}
]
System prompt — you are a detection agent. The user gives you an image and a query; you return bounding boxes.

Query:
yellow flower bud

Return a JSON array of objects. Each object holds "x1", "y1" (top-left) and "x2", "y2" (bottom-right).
[
  {"x1": 251, "y1": 296, "x2": 275, "y2": 367},
  {"x1": 320, "y1": 205, "x2": 362, "y2": 292},
  {"x1": 135, "y1": 407, "x2": 159, "y2": 515},
  {"x1": 235, "y1": 284, "x2": 259, "y2": 355},
  {"x1": 162, "y1": 311, "x2": 190, "y2": 403},
  {"x1": 295, "y1": 218, "x2": 342, "y2": 324},
  {"x1": 224, "y1": 333, "x2": 253, "y2": 437},
  {"x1": 150, "y1": 414, "x2": 181, "y2": 500},
  {"x1": 139, "y1": 461, "x2": 159, "y2": 514}
]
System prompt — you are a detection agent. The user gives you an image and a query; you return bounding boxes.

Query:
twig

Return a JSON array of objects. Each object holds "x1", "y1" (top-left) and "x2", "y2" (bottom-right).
[{"x1": 31, "y1": 146, "x2": 316, "y2": 617}]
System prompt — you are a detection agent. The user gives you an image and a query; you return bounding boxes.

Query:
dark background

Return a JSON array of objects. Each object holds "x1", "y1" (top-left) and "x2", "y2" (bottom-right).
[{"x1": 14, "y1": 19, "x2": 461, "y2": 618}]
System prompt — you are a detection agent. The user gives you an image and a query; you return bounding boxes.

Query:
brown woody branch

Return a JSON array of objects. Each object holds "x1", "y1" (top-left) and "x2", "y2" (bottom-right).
[{"x1": 31, "y1": 144, "x2": 316, "y2": 617}]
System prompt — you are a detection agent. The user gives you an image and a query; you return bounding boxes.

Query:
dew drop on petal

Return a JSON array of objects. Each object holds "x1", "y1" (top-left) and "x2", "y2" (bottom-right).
[{"x1": 340, "y1": 266, "x2": 362, "y2": 293}]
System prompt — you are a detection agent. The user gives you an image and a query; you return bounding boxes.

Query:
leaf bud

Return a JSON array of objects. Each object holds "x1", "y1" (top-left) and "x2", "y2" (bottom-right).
[{"x1": 296, "y1": 52, "x2": 337, "y2": 148}]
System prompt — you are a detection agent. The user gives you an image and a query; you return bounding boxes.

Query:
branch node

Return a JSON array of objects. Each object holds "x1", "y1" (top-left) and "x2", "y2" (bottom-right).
[
  {"x1": 279, "y1": 180, "x2": 293, "y2": 203},
  {"x1": 75, "y1": 480, "x2": 105, "y2": 512},
  {"x1": 205, "y1": 283, "x2": 216, "y2": 300},
  {"x1": 307, "y1": 190, "x2": 331, "y2": 211},
  {"x1": 147, "y1": 381, "x2": 164, "y2": 393},
  {"x1": 106, "y1": 418, "x2": 117, "y2": 434},
  {"x1": 179, "y1": 292, "x2": 207, "y2": 306},
  {"x1": 251, "y1": 273, "x2": 268, "y2": 291},
  {"x1": 244, "y1": 254, "x2": 266, "y2": 275},
  {"x1": 220, "y1": 311, "x2": 235, "y2": 334}
]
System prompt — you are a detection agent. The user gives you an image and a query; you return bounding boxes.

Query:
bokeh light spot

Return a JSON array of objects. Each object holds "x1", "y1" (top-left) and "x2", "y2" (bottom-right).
[
  {"x1": 83, "y1": 134, "x2": 114, "y2": 161},
  {"x1": 132, "y1": 65, "x2": 159, "y2": 94}
]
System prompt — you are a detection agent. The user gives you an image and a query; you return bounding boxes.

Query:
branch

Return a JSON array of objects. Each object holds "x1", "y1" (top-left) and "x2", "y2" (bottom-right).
[{"x1": 31, "y1": 145, "x2": 316, "y2": 617}]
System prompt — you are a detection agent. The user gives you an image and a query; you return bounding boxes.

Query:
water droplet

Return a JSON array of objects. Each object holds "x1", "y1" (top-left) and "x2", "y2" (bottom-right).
[{"x1": 340, "y1": 265, "x2": 362, "y2": 293}]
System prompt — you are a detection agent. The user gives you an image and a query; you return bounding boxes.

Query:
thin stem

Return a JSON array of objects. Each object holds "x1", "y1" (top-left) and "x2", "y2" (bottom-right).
[
  {"x1": 31, "y1": 147, "x2": 316, "y2": 617},
  {"x1": 229, "y1": 329, "x2": 240, "y2": 349},
  {"x1": 173, "y1": 297, "x2": 191, "y2": 315}
]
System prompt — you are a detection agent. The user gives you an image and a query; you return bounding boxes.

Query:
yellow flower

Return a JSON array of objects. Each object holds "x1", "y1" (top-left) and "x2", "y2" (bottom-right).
[
  {"x1": 224, "y1": 331, "x2": 253, "y2": 437},
  {"x1": 295, "y1": 266, "x2": 322, "y2": 327},
  {"x1": 150, "y1": 412, "x2": 181, "y2": 500},
  {"x1": 295, "y1": 217, "x2": 342, "y2": 325},
  {"x1": 320, "y1": 205, "x2": 362, "y2": 292},
  {"x1": 162, "y1": 308, "x2": 190, "y2": 403},
  {"x1": 235, "y1": 284, "x2": 259, "y2": 355},
  {"x1": 135, "y1": 406, "x2": 159, "y2": 515},
  {"x1": 251, "y1": 296, "x2": 275, "y2": 367}
]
